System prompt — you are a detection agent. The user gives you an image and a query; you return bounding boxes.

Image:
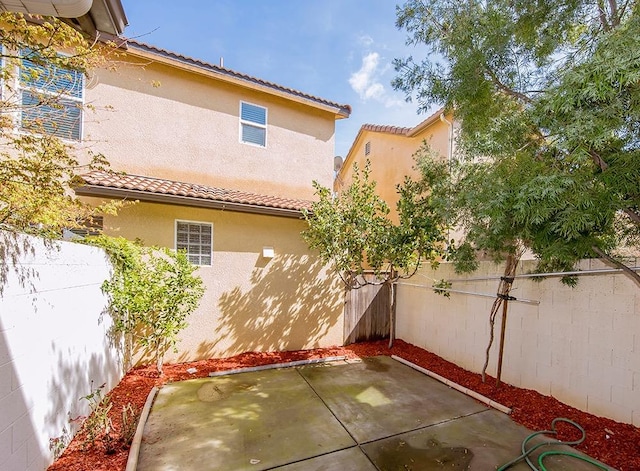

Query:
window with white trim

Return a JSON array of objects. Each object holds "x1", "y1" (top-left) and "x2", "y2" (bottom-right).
[
  {"x1": 240, "y1": 101, "x2": 267, "y2": 147},
  {"x1": 69, "y1": 216, "x2": 104, "y2": 237},
  {"x1": 19, "y1": 49, "x2": 84, "y2": 140},
  {"x1": 176, "y1": 220, "x2": 212, "y2": 266}
]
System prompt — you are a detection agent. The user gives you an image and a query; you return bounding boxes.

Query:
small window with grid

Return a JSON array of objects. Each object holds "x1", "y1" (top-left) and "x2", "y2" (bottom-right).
[
  {"x1": 176, "y1": 220, "x2": 212, "y2": 266},
  {"x1": 365, "y1": 141, "x2": 371, "y2": 156}
]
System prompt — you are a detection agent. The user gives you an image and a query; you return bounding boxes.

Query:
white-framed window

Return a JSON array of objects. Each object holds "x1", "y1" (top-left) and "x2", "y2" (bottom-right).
[
  {"x1": 240, "y1": 101, "x2": 267, "y2": 147},
  {"x1": 18, "y1": 49, "x2": 84, "y2": 141},
  {"x1": 175, "y1": 220, "x2": 213, "y2": 266}
]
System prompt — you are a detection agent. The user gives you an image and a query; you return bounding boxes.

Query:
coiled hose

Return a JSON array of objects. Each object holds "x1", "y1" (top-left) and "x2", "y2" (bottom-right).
[{"x1": 497, "y1": 417, "x2": 611, "y2": 470}]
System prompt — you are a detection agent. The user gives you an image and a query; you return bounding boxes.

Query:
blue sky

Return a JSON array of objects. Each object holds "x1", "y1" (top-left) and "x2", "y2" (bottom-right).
[{"x1": 120, "y1": 0, "x2": 435, "y2": 158}]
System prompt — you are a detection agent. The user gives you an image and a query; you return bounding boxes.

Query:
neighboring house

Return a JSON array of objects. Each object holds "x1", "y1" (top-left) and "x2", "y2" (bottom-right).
[
  {"x1": 335, "y1": 108, "x2": 455, "y2": 222},
  {"x1": 66, "y1": 39, "x2": 352, "y2": 362}
]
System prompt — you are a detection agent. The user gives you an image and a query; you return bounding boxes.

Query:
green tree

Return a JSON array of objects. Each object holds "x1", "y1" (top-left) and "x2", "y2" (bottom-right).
[
  {"x1": 302, "y1": 161, "x2": 447, "y2": 347},
  {"x1": 394, "y1": 0, "x2": 640, "y2": 381},
  {"x1": 394, "y1": 0, "x2": 640, "y2": 273},
  {"x1": 0, "y1": 12, "x2": 120, "y2": 237},
  {"x1": 89, "y1": 236, "x2": 205, "y2": 374}
]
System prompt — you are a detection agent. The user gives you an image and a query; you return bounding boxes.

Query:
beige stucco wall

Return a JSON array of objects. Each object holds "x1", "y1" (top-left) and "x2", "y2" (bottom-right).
[
  {"x1": 336, "y1": 117, "x2": 451, "y2": 222},
  {"x1": 97, "y1": 200, "x2": 344, "y2": 362},
  {"x1": 80, "y1": 53, "x2": 337, "y2": 200},
  {"x1": 396, "y1": 259, "x2": 640, "y2": 426}
]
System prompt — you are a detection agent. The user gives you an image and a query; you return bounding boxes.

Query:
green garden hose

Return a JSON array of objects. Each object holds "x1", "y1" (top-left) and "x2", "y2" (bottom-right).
[{"x1": 497, "y1": 418, "x2": 610, "y2": 470}]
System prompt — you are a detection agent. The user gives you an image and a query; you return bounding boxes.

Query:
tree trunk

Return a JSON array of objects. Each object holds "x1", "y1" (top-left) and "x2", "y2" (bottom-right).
[
  {"x1": 592, "y1": 245, "x2": 640, "y2": 287},
  {"x1": 155, "y1": 340, "x2": 164, "y2": 375},
  {"x1": 388, "y1": 277, "x2": 397, "y2": 348},
  {"x1": 481, "y1": 252, "x2": 519, "y2": 383},
  {"x1": 496, "y1": 296, "x2": 510, "y2": 387}
]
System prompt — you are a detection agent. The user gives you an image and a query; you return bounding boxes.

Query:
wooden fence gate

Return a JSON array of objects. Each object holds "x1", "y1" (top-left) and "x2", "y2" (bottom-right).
[{"x1": 343, "y1": 275, "x2": 390, "y2": 345}]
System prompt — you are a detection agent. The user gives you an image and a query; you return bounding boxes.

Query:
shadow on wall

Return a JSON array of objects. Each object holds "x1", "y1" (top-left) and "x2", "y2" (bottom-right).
[
  {"x1": 0, "y1": 232, "x2": 124, "y2": 469},
  {"x1": 0, "y1": 316, "x2": 44, "y2": 470},
  {"x1": 191, "y1": 253, "x2": 342, "y2": 359},
  {"x1": 45, "y1": 341, "x2": 124, "y2": 448},
  {"x1": 0, "y1": 230, "x2": 39, "y2": 298}
]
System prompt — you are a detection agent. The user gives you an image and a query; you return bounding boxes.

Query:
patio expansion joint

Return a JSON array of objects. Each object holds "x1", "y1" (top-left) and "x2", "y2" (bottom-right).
[
  {"x1": 260, "y1": 444, "x2": 361, "y2": 471},
  {"x1": 355, "y1": 408, "x2": 491, "y2": 447},
  {"x1": 293, "y1": 364, "x2": 492, "y2": 470},
  {"x1": 294, "y1": 367, "x2": 380, "y2": 469}
]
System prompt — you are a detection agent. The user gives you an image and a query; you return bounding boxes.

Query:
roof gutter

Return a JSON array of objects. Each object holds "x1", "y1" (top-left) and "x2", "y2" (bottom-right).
[
  {"x1": 76, "y1": 185, "x2": 309, "y2": 219},
  {"x1": 72, "y1": 0, "x2": 128, "y2": 37}
]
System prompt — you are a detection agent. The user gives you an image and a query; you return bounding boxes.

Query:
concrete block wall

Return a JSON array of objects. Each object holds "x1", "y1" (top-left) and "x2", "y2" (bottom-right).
[
  {"x1": 396, "y1": 258, "x2": 640, "y2": 427},
  {"x1": 0, "y1": 231, "x2": 123, "y2": 471}
]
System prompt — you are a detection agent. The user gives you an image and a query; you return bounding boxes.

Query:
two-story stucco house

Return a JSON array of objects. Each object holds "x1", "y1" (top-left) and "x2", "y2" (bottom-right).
[
  {"x1": 60, "y1": 39, "x2": 352, "y2": 362},
  {"x1": 335, "y1": 109, "x2": 455, "y2": 222}
]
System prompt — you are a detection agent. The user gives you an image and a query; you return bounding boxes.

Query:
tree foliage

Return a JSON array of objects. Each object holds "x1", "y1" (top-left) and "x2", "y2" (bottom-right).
[
  {"x1": 394, "y1": 0, "x2": 640, "y2": 278},
  {"x1": 302, "y1": 161, "x2": 446, "y2": 285},
  {"x1": 88, "y1": 236, "x2": 205, "y2": 374},
  {"x1": 0, "y1": 12, "x2": 121, "y2": 237},
  {"x1": 302, "y1": 161, "x2": 447, "y2": 346}
]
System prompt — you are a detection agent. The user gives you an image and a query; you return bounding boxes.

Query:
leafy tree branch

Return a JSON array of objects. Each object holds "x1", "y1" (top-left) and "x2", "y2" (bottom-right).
[
  {"x1": 0, "y1": 12, "x2": 122, "y2": 237},
  {"x1": 87, "y1": 236, "x2": 205, "y2": 374},
  {"x1": 302, "y1": 160, "x2": 448, "y2": 347}
]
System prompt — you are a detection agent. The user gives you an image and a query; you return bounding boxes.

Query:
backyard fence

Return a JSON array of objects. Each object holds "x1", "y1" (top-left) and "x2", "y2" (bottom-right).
[
  {"x1": 396, "y1": 258, "x2": 640, "y2": 427},
  {"x1": 0, "y1": 231, "x2": 123, "y2": 471},
  {"x1": 343, "y1": 273, "x2": 390, "y2": 344}
]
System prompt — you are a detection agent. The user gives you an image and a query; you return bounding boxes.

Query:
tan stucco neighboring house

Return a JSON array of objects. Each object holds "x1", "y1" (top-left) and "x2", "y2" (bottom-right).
[
  {"x1": 335, "y1": 108, "x2": 455, "y2": 222},
  {"x1": 62, "y1": 39, "x2": 353, "y2": 362}
]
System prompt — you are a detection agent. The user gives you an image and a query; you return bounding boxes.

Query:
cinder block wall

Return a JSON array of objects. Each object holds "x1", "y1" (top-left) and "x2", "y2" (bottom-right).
[
  {"x1": 0, "y1": 231, "x2": 123, "y2": 471},
  {"x1": 396, "y1": 258, "x2": 640, "y2": 427}
]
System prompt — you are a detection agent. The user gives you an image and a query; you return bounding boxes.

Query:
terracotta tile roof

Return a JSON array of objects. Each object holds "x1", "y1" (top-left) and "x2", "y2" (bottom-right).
[
  {"x1": 125, "y1": 39, "x2": 351, "y2": 118},
  {"x1": 341, "y1": 108, "x2": 448, "y2": 164},
  {"x1": 360, "y1": 123, "x2": 413, "y2": 135},
  {"x1": 78, "y1": 171, "x2": 314, "y2": 217},
  {"x1": 359, "y1": 108, "x2": 447, "y2": 138}
]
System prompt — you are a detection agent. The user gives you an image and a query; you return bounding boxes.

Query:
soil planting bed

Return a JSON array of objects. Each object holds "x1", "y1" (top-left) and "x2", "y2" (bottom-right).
[{"x1": 48, "y1": 339, "x2": 640, "y2": 471}]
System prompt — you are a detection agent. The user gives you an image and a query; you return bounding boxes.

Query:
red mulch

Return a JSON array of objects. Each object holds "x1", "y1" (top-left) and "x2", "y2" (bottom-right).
[{"x1": 48, "y1": 339, "x2": 640, "y2": 471}]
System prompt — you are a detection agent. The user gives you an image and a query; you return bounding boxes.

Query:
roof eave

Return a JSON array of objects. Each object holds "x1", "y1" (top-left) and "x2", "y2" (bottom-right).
[
  {"x1": 406, "y1": 107, "x2": 447, "y2": 137},
  {"x1": 76, "y1": 185, "x2": 308, "y2": 219},
  {"x1": 125, "y1": 44, "x2": 350, "y2": 119},
  {"x1": 71, "y1": 0, "x2": 127, "y2": 37}
]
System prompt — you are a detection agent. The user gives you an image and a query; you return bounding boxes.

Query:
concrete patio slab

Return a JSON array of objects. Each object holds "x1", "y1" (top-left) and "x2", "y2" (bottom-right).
[
  {"x1": 271, "y1": 447, "x2": 377, "y2": 471},
  {"x1": 361, "y1": 407, "x2": 607, "y2": 470},
  {"x1": 135, "y1": 356, "x2": 614, "y2": 471},
  {"x1": 136, "y1": 368, "x2": 355, "y2": 470},
  {"x1": 297, "y1": 356, "x2": 488, "y2": 443}
]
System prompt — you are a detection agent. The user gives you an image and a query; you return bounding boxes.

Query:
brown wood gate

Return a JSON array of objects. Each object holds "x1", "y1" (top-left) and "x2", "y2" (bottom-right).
[{"x1": 343, "y1": 275, "x2": 390, "y2": 345}]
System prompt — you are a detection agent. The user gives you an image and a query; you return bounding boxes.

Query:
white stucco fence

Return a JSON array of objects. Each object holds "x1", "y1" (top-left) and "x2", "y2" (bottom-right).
[
  {"x1": 396, "y1": 258, "x2": 640, "y2": 427},
  {"x1": 0, "y1": 231, "x2": 123, "y2": 471}
]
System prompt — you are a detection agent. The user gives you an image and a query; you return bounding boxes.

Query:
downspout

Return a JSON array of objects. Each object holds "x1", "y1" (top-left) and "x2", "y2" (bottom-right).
[{"x1": 439, "y1": 113, "x2": 454, "y2": 163}]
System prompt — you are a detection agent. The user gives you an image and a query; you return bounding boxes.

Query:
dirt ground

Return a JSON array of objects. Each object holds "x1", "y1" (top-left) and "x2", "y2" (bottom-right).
[{"x1": 48, "y1": 339, "x2": 640, "y2": 471}]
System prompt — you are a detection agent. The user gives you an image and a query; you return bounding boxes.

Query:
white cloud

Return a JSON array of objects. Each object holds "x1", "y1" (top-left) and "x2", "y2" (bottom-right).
[
  {"x1": 358, "y1": 34, "x2": 374, "y2": 47},
  {"x1": 348, "y1": 52, "x2": 403, "y2": 108}
]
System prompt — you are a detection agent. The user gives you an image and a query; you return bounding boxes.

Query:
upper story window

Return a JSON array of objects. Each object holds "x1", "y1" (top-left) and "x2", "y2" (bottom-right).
[
  {"x1": 176, "y1": 220, "x2": 212, "y2": 266},
  {"x1": 240, "y1": 101, "x2": 267, "y2": 147},
  {"x1": 19, "y1": 50, "x2": 84, "y2": 141},
  {"x1": 365, "y1": 141, "x2": 371, "y2": 156}
]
